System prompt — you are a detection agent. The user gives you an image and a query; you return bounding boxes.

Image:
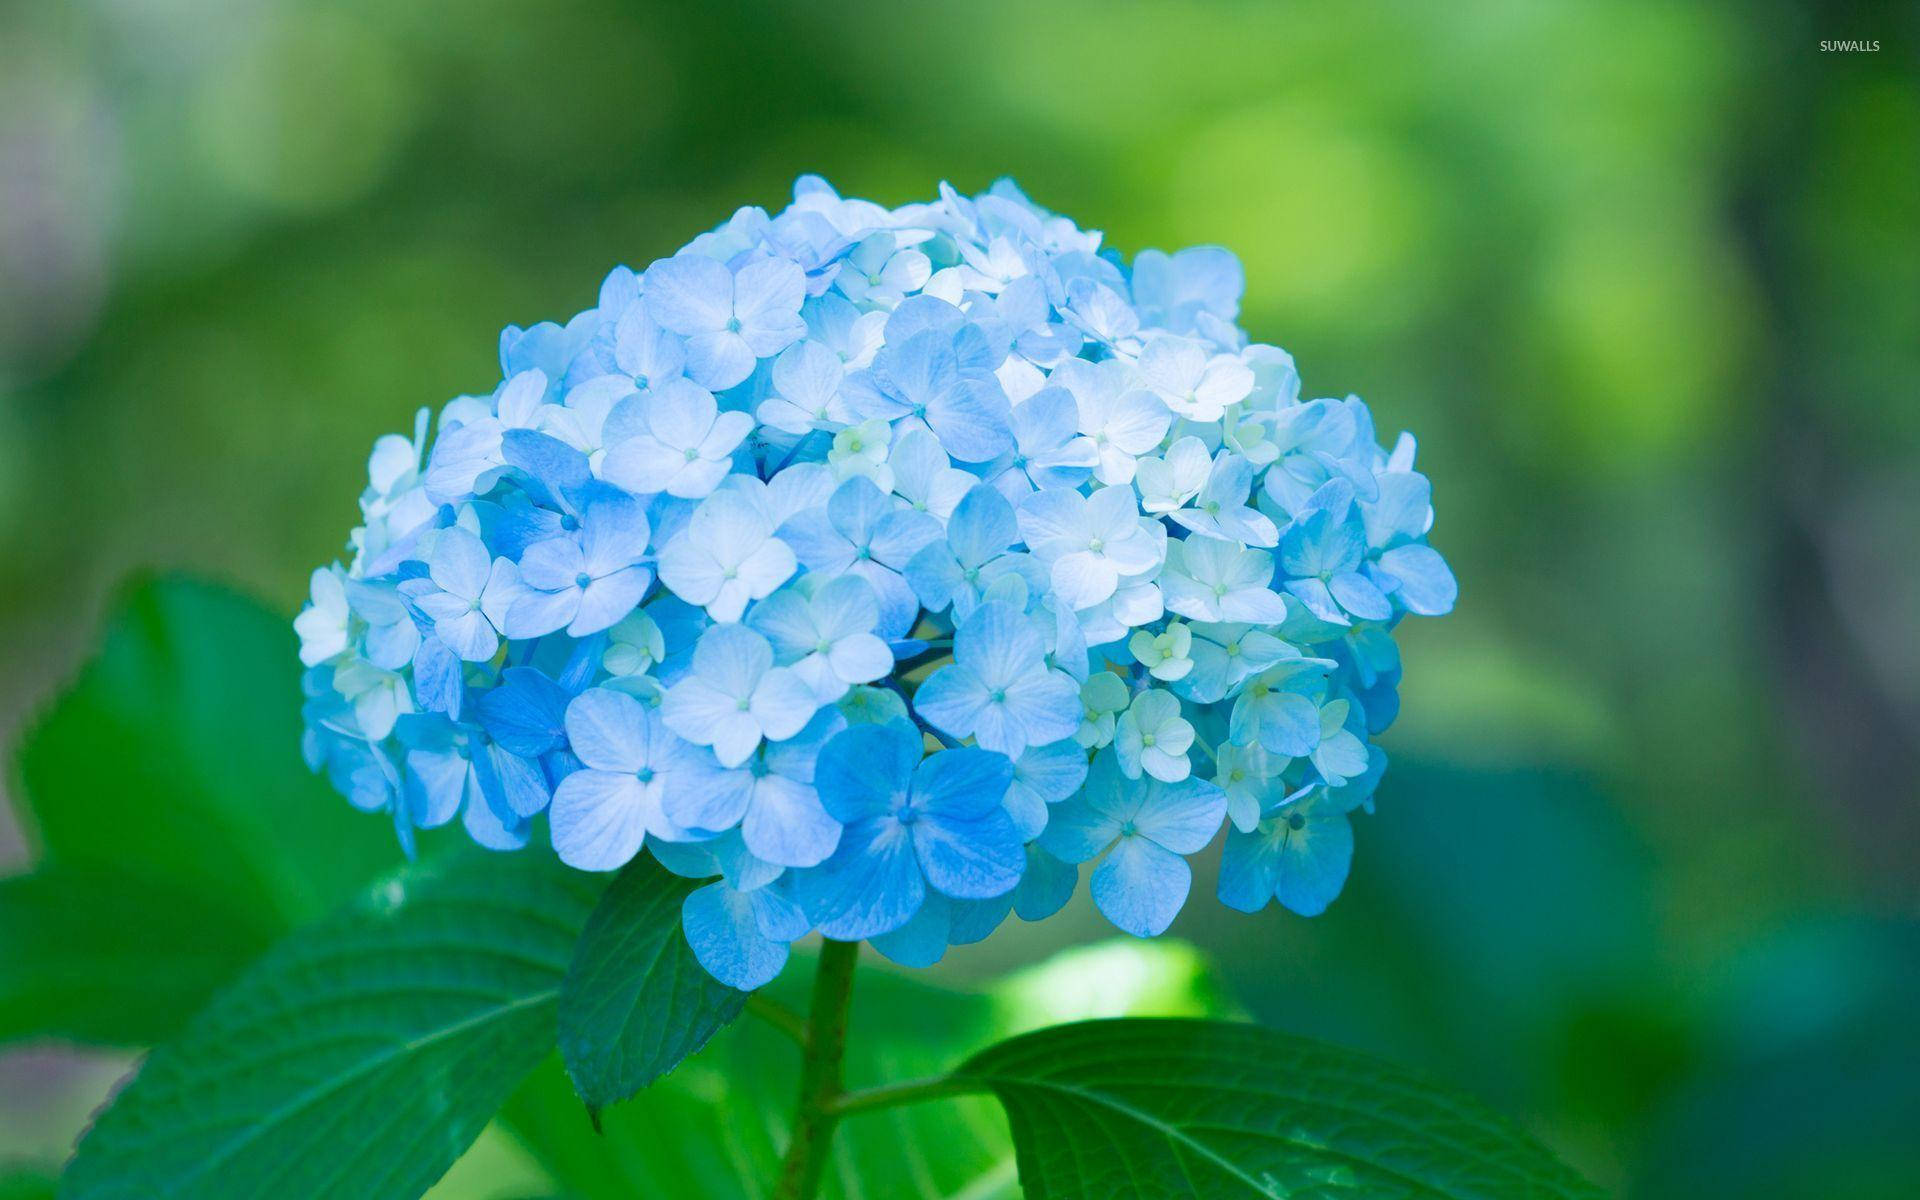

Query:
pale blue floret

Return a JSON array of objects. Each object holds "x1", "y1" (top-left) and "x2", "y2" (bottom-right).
[
  {"x1": 643, "y1": 254, "x2": 808, "y2": 390},
  {"x1": 903, "y1": 483, "x2": 1028, "y2": 619},
  {"x1": 401, "y1": 527, "x2": 501, "y2": 662},
  {"x1": 757, "y1": 339, "x2": 853, "y2": 434},
  {"x1": 600, "y1": 377, "x2": 753, "y2": 499},
  {"x1": 1016, "y1": 484, "x2": 1159, "y2": 610},
  {"x1": 505, "y1": 489, "x2": 654, "y2": 638},
  {"x1": 667, "y1": 710, "x2": 846, "y2": 869},
  {"x1": 746, "y1": 575, "x2": 894, "y2": 702},
  {"x1": 1169, "y1": 454, "x2": 1278, "y2": 547},
  {"x1": 1040, "y1": 752, "x2": 1227, "y2": 937},
  {"x1": 1114, "y1": 689, "x2": 1195, "y2": 783},
  {"x1": 655, "y1": 486, "x2": 797, "y2": 622},
  {"x1": 661, "y1": 623, "x2": 819, "y2": 768},
  {"x1": 1159, "y1": 535, "x2": 1288, "y2": 625},
  {"x1": 843, "y1": 316, "x2": 1014, "y2": 462},
  {"x1": 886, "y1": 429, "x2": 975, "y2": 520},
  {"x1": 913, "y1": 601, "x2": 1080, "y2": 757},
  {"x1": 549, "y1": 687, "x2": 698, "y2": 870},
  {"x1": 990, "y1": 386, "x2": 1098, "y2": 497},
  {"x1": 776, "y1": 477, "x2": 941, "y2": 638}
]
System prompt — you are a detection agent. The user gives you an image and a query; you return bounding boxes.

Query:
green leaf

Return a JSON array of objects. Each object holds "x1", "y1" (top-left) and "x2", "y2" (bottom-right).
[
  {"x1": 60, "y1": 850, "x2": 603, "y2": 1200},
  {"x1": 502, "y1": 939, "x2": 1233, "y2": 1200},
  {"x1": 558, "y1": 856, "x2": 746, "y2": 1112},
  {"x1": 0, "y1": 1166, "x2": 58, "y2": 1200},
  {"x1": 14, "y1": 575, "x2": 398, "y2": 923},
  {"x1": 0, "y1": 868, "x2": 267, "y2": 1045},
  {"x1": 954, "y1": 1018, "x2": 1603, "y2": 1200},
  {"x1": 3, "y1": 576, "x2": 405, "y2": 1049}
]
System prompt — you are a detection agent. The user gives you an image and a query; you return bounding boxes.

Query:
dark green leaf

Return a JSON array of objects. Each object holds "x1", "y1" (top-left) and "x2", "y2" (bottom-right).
[
  {"x1": 60, "y1": 850, "x2": 603, "y2": 1200},
  {"x1": 505, "y1": 940, "x2": 1230, "y2": 1200},
  {"x1": 558, "y1": 856, "x2": 746, "y2": 1111},
  {"x1": 955, "y1": 1017, "x2": 1603, "y2": 1200},
  {"x1": 14, "y1": 574, "x2": 397, "y2": 925},
  {"x1": 0, "y1": 868, "x2": 268, "y2": 1045}
]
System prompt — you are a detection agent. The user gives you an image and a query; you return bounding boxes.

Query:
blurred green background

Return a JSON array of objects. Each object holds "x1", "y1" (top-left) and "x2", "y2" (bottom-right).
[{"x1": 3, "y1": 1, "x2": 1915, "y2": 1196}]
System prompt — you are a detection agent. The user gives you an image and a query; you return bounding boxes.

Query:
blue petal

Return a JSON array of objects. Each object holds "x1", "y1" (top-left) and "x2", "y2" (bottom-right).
[
  {"x1": 797, "y1": 817, "x2": 925, "y2": 941},
  {"x1": 1013, "y1": 844, "x2": 1078, "y2": 921},
  {"x1": 913, "y1": 746, "x2": 1014, "y2": 821},
  {"x1": 1274, "y1": 811, "x2": 1353, "y2": 917},
  {"x1": 477, "y1": 667, "x2": 571, "y2": 758},
  {"x1": 741, "y1": 774, "x2": 843, "y2": 869},
  {"x1": 1216, "y1": 825, "x2": 1280, "y2": 914},
  {"x1": 1378, "y1": 544, "x2": 1457, "y2": 616},
  {"x1": 683, "y1": 881, "x2": 790, "y2": 990},
  {"x1": 813, "y1": 721, "x2": 918, "y2": 823},
  {"x1": 1090, "y1": 836, "x2": 1191, "y2": 937},
  {"x1": 412, "y1": 636, "x2": 464, "y2": 721},
  {"x1": 915, "y1": 805, "x2": 1023, "y2": 900},
  {"x1": 868, "y1": 894, "x2": 952, "y2": 968}
]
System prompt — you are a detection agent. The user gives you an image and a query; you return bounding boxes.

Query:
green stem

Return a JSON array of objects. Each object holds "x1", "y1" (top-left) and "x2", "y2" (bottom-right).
[
  {"x1": 746, "y1": 992, "x2": 808, "y2": 1047},
  {"x1": 772, "y1": 939, "x2": 861, "y2": 1200},
  {"x1": 827, "y1": 1074, "x2": 978, "y2": 1118}
]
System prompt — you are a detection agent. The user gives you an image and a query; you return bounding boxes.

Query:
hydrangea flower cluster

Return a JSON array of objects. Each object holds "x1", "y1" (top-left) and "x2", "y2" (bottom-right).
[{"x1": 297, "y1": 177, "x2": 1457, "y2": 989}]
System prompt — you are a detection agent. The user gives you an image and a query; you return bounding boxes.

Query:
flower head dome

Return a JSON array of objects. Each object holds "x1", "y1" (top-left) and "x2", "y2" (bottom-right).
[{"x1": 297, "y1": 177, "x2": 1457, "y2": 988}]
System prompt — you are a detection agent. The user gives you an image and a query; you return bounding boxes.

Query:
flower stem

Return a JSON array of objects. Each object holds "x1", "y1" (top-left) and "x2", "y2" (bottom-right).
[
  {"x1": 772, "y1": 938, "x2": 862, "y2": 1200},
  {"x1": 746, "y1": 991, "x2": 808, "y2": 1047},
  {"x1": 827, "y1": 1074, "x2": 977, "y2": 1117}
]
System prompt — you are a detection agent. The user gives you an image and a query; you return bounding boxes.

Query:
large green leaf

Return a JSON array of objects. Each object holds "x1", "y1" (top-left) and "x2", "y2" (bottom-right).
[
  {"x1": 3, "y1": 576, "x2": 405, "y2": 1048},
  {"x1": 15, "y1": 575, "x2": 398, "y2": 917},
  {"x1": 558, "y1": 856, "x2": 746, "y2": 1112},
  {"x1": 0, "y1": 868, "x2": 266, "y2": 1045},
  {"x1": 60, "y1": 850, "x2": 603, "y2": 1200},
  {"x1": 954, "y1": 1018, "x2": 1603, "y2": 1200},
  {"x1": 504, "y1": 940, "x2": 1230, "y2": 1200}
]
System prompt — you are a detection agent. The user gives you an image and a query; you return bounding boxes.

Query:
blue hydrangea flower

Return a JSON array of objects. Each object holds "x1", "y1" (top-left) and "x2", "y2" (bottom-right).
[
  {"x1": 400, "y1": 527, "x2": 502, "y2": 662},
  {"x1": 1017, "y1": 484, "x2": 1159, "y2": 610},
  {"x1": 549, "y1": 687, "x2": 698, "y2": 870},
  {"x1": 913, "y1": 601, "x2": 1079, "y2": 757},
  {"x1": 503, "y1": 490, "x2": 653, "y2": 638},
  {"x1": 1114, "y1": 689, "x2": 1195, "y2": 783},
  {"x1": 776, "y1": 477, "x2": 940, "y2": 638},
  {"x1": 1218, "y1": 787, "x2": 1354, "y2": 917},
  {"x1": 643, "y1": 254, "x2": 807, "y2": 390},
  {"x1": 746, "y1": 575, "x2": 894, "y2": 702},
  {"x1": 298, "y1": 177, "x2": 1458, "y2": 988},
  {"x1": 990, "y1": 386, "x2": 1098, "y2": 497},
  {"x1": 656, "y1": 486, "x2": 797, "y2": 622},
  {"x1": 844, "y1": 316, "x2": 1014, "y2": 462},
  {"x1": 682, "y1": 873, "x2": 810, "y2": 990},
  {"x1": 600, "y1": 378, "x2": 753, "y2": 499},
  {"x1": 902, "y1": 483, "x2": 1029, "y2": 619},
  {"x1": 1040, "y1": 752, "x2": 1227, "y2": 937},
  {"x1": 1160, "y1": 535, "x2": 1288, "y2": 624},
  {"x1": 757, "y1": 340, "x2": 853, "y2": 435},
  {"x1": 667, "y1": 710, "x2": 845, "y2": 869},
  {"x1": 800, "y1": 721, "x2": 1021, "y2": 940},
  {"x1": 661, "y1": 623, "x2": 819, "y2": 768}
]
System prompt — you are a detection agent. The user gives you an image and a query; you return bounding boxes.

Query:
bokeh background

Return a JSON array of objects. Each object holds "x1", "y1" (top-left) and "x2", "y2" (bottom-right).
[{"x1": 3, "y1": 1, "x2": 1915, "y2": 1196}]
